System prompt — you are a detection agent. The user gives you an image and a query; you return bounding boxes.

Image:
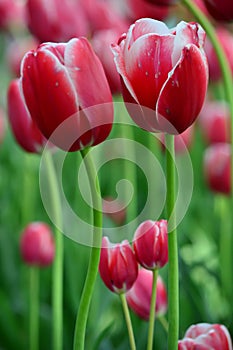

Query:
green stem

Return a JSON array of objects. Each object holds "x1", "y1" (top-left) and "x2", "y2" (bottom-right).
[
  {"x1": 165, "y1": 134, "x2": 179, "y2": 350},
  {"x1": 29, "y1": 267, "x2": 39, "y2": 350},
  {"x1": 119, "y1": 293, "x2": 136, "y2": 350},
  {"x1": 73, "y1": 147, "x2": 102, "y2": 350},
  {"x1": 147, "y1": 269, "x2": 158, "y2": 350},
  {"x1": 158, "y1": 316, "x2": 169, "y2": 333},
  {"x1": 44, "y1": 150, "x2": 63, "y2": 350}
]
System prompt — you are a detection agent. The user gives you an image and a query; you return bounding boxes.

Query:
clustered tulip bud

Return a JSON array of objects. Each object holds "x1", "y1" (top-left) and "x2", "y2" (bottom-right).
[
  {"x1": 7, "y1": 79, "x2": 46, "y2": 153},
  {"x1": 112, "y1": 19, "x2": 208, "y2": 134},
  {"x1": 21, "y1": 37, "x2": 113, "y2": 152},
  {"x1": 20, "y1": 222, "x2": 55, "y2": 267},
  {"x1": 126, "y1": 268, "x2": 167, "y2": 320},
  {"x1": 99, "y1": 237, "x2": 138, "y2": 293},
  {"x1": 178, "y1": 323, "x2": 233, "y2": 350},
  {"x1": 133, "y1": 220, "x2": 168, "y2": 270},
  {"x1": 203, "y1": 143, "x2": 231, "y2": 195}
]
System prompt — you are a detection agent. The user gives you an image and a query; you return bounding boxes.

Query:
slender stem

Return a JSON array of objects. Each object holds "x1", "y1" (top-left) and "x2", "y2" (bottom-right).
[
  {"x1": 44, "y1": 150, "x2": 63, "y2": 350},
  {"x1": 73, "y1": 147, "x2": 102, "y2": 350},
  {"x1": 165, "y1": 134, "x2": 179, "y2": 350},
  {"x1": 158, "y1": 316, "x2": 169, "y2": 333},
  {"x1": 119, "y1": 293, "x2": 136, "y2": 350},
  {"x1": 29, "y1": 267, "x2": 39, "y2": 350},
  {"x1": 147, "y1": 269, "x2": 158, "y2": 350}
]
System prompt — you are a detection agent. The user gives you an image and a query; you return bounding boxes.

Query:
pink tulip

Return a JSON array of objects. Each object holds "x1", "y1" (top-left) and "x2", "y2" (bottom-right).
[
  {"x1": 26, "y1": 0, "x2": 89, "y2": 42},
  {"x1": 178, "y1": 323, "x2": 233, "y2": 350},
  {"x1": 143, "y1": 0, "x2": 177, "y2": 5},
  {"x1": 126, "y1": 268, "x2": 167, "y2": 320},
  {"x1": 21, "y1": 38, "x2": 113, "y2": 152},
  {"x1": 99, "y1": 236, "x2": 138, "y2": 294},
  {"x1": 205, "y1": 27, "x2": 233, "y2": 82},
  {"x1": 203, "y1": 143, "x2": 231, "y2": 195},
  {"x1": 112, "y1": 19, "x2": 208, "y2": 134},
  {"x1": 0, "y1": 0, "x2": 25, "y2": 31},
  {"x1": 203, "y1": 0, "x2": 233, "y2": 21},
  {"x1": 199, "y1": 100, "x2": 230, "y2": 144},
  {"x1": 133, "y1": 220, "x2": 168, "y2": 270},
  {"x1": 20, "y1": 222, "x2": 55, "y2": 266},
  {"x1": 7, "y1": 79, "x2": 46, "y2": 153}
]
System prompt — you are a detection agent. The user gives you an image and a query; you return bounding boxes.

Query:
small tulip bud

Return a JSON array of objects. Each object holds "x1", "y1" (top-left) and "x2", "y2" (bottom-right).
[
  {"x1": 126, "y1": 268, "x2": 167, "y2": 320},
  {"x1": 20, "y1": 222, "x2": 55, "y2": 267},
  {"x1": 99, "y1": 236, "x2": 138, "y2": 294},
  {"x1": 133, "y1": 220, "x2": 168, "y2": 270}
]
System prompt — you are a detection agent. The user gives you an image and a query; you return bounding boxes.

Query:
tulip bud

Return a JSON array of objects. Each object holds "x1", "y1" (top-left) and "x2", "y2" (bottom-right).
[
  {"x1": 7, "y1": 79, "x2": 46, "y2": 153},
  {"x1": 20, "y1": 222, "x2": 55, "y2": 267},
  {"x1": 199, "y1": 100, "x2": 230, "y2": 144},
  {"x1": 178, "y1": 323, "x2": 233, "y2": 350},
  {"x1": 99, "y1": 236, "x2": 138, "y2": 294},
  {"x1": 203, "y1": 143, "x2": 231, "y2": 195},
  {"x1": 133, "y1": 220, "x2": 168, "y2": 270},
  {"x1": 126, "y1": 268, "x2": 167, "y2": 320}
]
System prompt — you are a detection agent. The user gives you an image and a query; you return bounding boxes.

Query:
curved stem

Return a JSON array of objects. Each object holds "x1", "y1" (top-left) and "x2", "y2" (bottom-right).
[
  {"x1": 119, "y1": 293, "x2": 136, "y2": 350},
  {"x1": 165, "y1": 134, "x2": 179, "y2": 350},
  {"x1": 147, "y1": 269, "x2": 158, "y2": 350},
  {"x1": 73, "y1": 147, "x2": 102, "y2": 350},
  {"x1": 29, "y1": 267, "x2": 39, "y2": 350},
  {"x1": 44, "y1": 150, "x2": 63, "y2": 350}
]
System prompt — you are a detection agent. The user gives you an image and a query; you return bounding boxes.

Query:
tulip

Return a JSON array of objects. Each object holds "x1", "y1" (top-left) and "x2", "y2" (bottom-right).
[
  {"x1": 21, "y1": 37, "x2": 113, "y2": 152},
  {"x1": 99, "y1": 236, "x2": 138, "y2": 293},
  {"x1": 112, "y1": 19, "x2": 208, "y2": 134},
  {"x1": 203, "y1": 0, "x2": 233, "y2": 22},
  {"x1": 26, "y1": 0, "x2": 89, "y2": 42},
  {"x1": 126, "y1": 268, "x2": 167, "y2": 320},
  {"x1": 133, "y1": 219, "x2": 168, "y2": 270},
  {"x1": 126, "y1": 0, "x2": 169, "y2": 22},
  {"x1": 7, "y1": 79, "x2": 46, "y2": 153},
  {"x1": 159, "y1": 125, "x2": 194, "y2": 154},
  {"x1": 205, "y1": 27, "x2": 233, "y2": 82},
  {"x1": 20, "y1": 222, "x2": 55, "y2": 266},
  {"x1": 203, "y1": 143, "x2": 231, "y2": 195},
  {"x1": 199, "y1": 100, "x2": 230, "y2": 144},
  {"x1": 0, "y1": 0, "x2": 25, "y2": 31},
  {"x1": 178, "y1": 323, "x2": 233, "y2": 350}
]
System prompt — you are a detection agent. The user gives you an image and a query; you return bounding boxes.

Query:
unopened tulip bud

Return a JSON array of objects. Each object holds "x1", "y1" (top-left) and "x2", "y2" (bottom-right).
[
  {"x1": 133, "y1": 220, "x2": 168, "y2": 270},
  {"x1": 126, "y1": 268, "x2": 167, "y2": 320},
  {"x1": 99, "y1": 236, "x2": 138, "y2": 294},
  {"x1": 20, "y1": 222, "x2": 55, "y2": 267}
]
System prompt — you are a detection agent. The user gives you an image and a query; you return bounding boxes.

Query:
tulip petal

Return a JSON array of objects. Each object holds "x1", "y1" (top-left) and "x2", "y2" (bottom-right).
[{"x1": 157, "y1": 44, "x2": 208, "y2": 134}]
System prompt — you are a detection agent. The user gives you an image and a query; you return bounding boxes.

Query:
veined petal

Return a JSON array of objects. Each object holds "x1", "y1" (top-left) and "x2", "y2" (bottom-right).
[{"x1": 156, "y1": 44, "x2": 208, "y2": 134}]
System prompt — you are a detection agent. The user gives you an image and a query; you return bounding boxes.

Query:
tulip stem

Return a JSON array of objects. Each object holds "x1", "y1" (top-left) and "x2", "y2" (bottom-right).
[
  {"x1": 44, "y1": 150, "x2": 63, "y2": 350},
  {"x1": 158, "y1": 316, "x2": 169, "y2": 333},
  {"x1": 73, "y1": 147, "x2": 102, "y2": 350},
  {"x1": 29, "y1": 267, "x2": 39, "y2": 350},
  {"x1": 147, "y1": 268, "x2": 158, "y2": 350},
  {"x1": 119, "y1": 293, "x2": 137, "y2": 350},
  {"x1": 165, "y1": 134, "x2": 179, "y2": 350}
]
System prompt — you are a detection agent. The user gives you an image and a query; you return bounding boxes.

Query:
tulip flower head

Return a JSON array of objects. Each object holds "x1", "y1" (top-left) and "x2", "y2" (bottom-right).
[
  {"x1": 20, "y1": 222, "x2": 55, "y2": 267},
  {"x1": 126, "y1": 268, "x2": 167, "y2": 320},
  {"x1": 112, "y1": 19, "x2": 208, "y2": 134},
  {"x1": 178, "y1": 323, "x2": 233, "y2": 350},
  {"x1": 99, "y1": 236, "x2": 138, "y2": 294},
  {"x1": 203, "y1": 143, "x2": 231, "y2": 195},
  {"x1": 133, "y1": 219, "x2": 168, "y2": 270},
  {"x1": 21, "y1": 37, "x2": 113, "y2": 152}
]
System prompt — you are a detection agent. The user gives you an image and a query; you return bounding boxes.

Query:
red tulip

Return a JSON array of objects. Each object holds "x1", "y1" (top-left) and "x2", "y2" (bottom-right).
[
  {"x1": 203, "y1": 0, "x2": 233, "y2": 22},
  {"x1": 178, "y1": 323, "x2": 233, "y2": 350},
  {"x1": 133, "y1": 220, "x2": 168, "y2": 270},
  {"x1": 203, "y1": 143, "x2": 231, "y2": 195},
  {"x1": 20, "y1": 222, "x2": 55, "y2": 267},
  {"x1": 205, "y1": 27, "x2": 233, "y2": 82},
  {"x1": 112, "y1": 19, "x2": 208, "y2": 134},
  {"x1": 7, "y1": 79, "x2": 46, "y2": 153},
  {"x1": 126, "y1": 268, "x2": 167, "y2": 320},
  {"x1": 26, "y1": 0, "x2": 89, "y2": 42},
  {"x1": 21, "y1": 38, "x2": 113, "y2": 152},
  {"x1": 99, "y1": 236, "x2": 138, "y2": 294},
  {"x1": 126, "y1": 0, "x2": 169, "y2": 22},
  {"x1": 199, "y1": 100, "x2": 230, "y2": 144}
]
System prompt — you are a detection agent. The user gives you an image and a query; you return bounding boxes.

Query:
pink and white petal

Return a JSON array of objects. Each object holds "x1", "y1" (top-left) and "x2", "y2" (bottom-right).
[
  {"x1": 131, "y1": 18, "x2": 170, "y2": 42},
  {"x1": 156, "y1": 44, "x2": 208, "y2": 134},
  {"x1": 171, "y1": 21, "x2": 206, "y2": 66}
]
